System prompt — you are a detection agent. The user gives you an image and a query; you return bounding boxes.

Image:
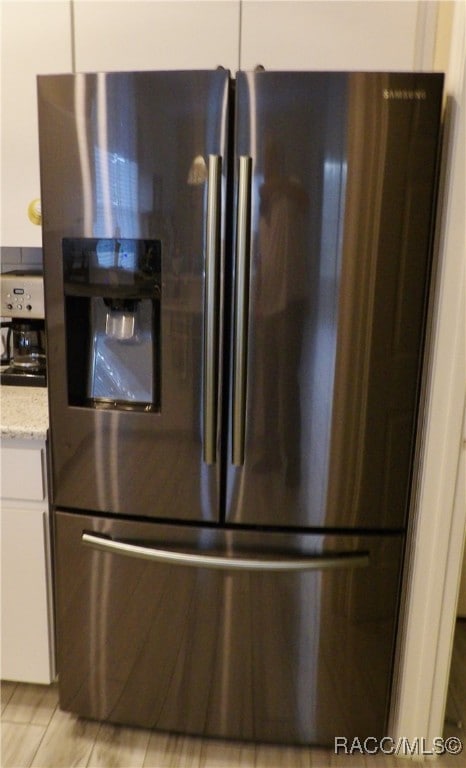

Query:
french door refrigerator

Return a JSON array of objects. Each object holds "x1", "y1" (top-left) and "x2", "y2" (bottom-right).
[{"x1": 37, "y1": 70, "x2": 443, "y2": 745}]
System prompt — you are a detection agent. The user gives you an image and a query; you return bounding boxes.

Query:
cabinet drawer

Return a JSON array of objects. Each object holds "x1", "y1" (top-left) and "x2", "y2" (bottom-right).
[{"x1": 1, "y1": 445, "x2": 45, "y2": 501}]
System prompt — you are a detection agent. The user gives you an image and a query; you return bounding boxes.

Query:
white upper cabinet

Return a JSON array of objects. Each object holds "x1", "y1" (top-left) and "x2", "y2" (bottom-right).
[
  {"x1": 0, "y1": 0, "x2": 442, "y2": 248},
  {"x1": 73, "y1": 1, "x2": 240, "y2": 72},
  {"x1": 240, "y1": 1, "x2": 438, "y2": 71},
  {"x1": 0, "y1": 0, "x2": 72, "y2": 247}
]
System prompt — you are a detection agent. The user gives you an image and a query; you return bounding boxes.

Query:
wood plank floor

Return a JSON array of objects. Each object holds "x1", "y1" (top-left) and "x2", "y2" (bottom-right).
[{"x1": 2, "y1": 621, "x2": 464, "y2": 768}]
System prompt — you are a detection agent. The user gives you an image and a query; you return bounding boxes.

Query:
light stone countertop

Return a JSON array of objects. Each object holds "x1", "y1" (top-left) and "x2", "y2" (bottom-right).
[{"x1": 0, "y1": 384, "x2": 49, "y2": 440}]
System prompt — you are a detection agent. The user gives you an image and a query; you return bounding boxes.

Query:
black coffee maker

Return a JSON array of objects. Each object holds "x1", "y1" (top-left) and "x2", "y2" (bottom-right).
[{"x1": 1, "y1": 271, "x2": 47, "y2": 386}]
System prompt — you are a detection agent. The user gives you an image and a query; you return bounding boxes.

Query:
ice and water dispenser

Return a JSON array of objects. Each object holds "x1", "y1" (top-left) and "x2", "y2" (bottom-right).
[{"x1": 63, "y1": 238, "x2": 161, "y2": 411}]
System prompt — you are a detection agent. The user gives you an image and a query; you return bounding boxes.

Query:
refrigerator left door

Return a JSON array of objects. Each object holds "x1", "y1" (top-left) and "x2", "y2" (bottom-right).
[{"x1": 38, "y1": 71, "x2": 230, "y2": 521}]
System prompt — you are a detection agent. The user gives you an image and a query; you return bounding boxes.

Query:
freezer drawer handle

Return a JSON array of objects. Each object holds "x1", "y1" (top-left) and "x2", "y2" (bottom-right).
[
  {"x1": 81, "y1": 532, "x2": 369, "y2": 572},
  {"x1": 203, "y1": 155, "x2": 222, "y2": 465},
  {"x1": 232, "y1": 155, "x2": 252, "y2": 466}
]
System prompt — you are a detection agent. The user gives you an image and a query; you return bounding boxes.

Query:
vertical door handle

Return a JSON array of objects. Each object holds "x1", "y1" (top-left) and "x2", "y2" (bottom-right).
[
  {"x1": 203, "y1": 155, "x2": 221, "y2": 465},
  {"x1": 232, "y1": 156, "x2": 252, "y2": 466}
]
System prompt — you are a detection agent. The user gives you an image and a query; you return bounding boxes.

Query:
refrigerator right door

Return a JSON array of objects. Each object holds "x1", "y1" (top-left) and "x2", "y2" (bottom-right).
[{"x1": 226, "y1": 71, "x2": 443, "y2": 530}]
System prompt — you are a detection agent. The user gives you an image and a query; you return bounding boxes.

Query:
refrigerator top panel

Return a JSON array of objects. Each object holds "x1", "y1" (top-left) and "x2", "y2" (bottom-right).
[
  {"x1": 226, "y1": 71, "x2": 443, "y2": 531},
  {"x1": 38, "y1": 70, "x2": 230, "y2": 522}
]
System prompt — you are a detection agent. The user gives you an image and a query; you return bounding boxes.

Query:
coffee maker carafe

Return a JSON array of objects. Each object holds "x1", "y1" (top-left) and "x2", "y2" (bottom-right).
[
  {"x1": 1, "y1": 271, "x2": 47, "y2": 386},
  {"x1": 6, "y1": 320, "x2": 46, "y2": 372}
]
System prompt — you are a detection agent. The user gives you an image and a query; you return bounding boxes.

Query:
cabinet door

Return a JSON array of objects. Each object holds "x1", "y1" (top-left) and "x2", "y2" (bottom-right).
[
  {"x1": 73, "y1": 1, "x2": 240, "y2": 72},
  {"x1": 1, "y1": 506, "x2": 54, "y2": 684},
  {"x1": 0, "y1": 0, "x2": 72, "y2": 247},
  {"x1": 240, "y1": 0, "x2": 436, "y2": 71}
]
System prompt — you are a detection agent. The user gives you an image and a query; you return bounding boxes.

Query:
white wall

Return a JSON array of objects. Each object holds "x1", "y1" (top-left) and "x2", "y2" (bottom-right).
[{"x1": 392, "y1": 0, "x2": 466, "y2": 744}]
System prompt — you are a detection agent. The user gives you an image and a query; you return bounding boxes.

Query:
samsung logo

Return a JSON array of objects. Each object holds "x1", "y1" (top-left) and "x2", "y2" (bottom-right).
[{"x1": 383, "y1": 88, "x2": 427, "y2": 101}]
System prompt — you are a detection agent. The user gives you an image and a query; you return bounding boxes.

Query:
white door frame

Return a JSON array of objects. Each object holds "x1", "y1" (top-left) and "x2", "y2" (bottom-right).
[{"x1": 390, "y1": 0, "x2": 466, "y2": 749}]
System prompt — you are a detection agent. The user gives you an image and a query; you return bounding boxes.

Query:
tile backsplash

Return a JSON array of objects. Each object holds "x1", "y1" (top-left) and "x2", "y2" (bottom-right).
[{"x1": 1, "y1": 247, "x2": 43, "y2": 273}]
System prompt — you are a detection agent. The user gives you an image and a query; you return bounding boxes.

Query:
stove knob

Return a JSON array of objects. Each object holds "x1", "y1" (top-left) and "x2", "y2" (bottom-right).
[{"x1": 26, "y1": 304, "x2": 32, "y2": 311}]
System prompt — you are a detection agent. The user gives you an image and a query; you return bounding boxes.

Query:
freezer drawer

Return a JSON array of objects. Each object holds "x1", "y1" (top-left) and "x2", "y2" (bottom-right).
[{"x1": 54, "y1": 511, "x2": 403, "y2": 745}]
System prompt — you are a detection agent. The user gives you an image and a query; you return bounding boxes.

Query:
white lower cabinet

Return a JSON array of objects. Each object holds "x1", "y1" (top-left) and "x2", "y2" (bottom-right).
[{"x1": 0, "y1": 440, "x2": 55, "y2": 684}]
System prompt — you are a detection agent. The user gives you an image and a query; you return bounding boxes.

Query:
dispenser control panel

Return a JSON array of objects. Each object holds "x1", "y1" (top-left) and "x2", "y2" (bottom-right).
[{"x1": 1, "y1": 271, "x2": 45, "y2": 319}]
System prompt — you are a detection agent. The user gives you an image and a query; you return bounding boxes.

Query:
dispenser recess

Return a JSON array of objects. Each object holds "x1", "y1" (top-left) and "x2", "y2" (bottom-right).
[{"x1": 63, "y1": 237, "x2": 161, "y2": 411}]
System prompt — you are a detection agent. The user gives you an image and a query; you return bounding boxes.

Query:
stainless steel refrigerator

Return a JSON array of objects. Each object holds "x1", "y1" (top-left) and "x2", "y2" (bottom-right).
[{"x1": 37, "y1": 70, "x2": 443, "y2": 745}]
